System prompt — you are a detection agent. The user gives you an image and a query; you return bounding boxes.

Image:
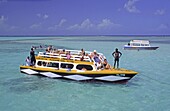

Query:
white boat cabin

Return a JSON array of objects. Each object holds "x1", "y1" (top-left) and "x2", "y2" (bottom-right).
[{"x1": 128, "y1": 40, "x2": 150, "y2": 46}]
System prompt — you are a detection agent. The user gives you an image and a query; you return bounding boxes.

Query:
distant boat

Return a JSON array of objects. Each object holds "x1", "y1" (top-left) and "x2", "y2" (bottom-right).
[{"x1": 124, "y1": 40, "x2": 159, "y2": 50}]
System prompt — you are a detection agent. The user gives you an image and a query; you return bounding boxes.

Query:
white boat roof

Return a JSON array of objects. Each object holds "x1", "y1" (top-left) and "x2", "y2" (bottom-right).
[{"x1": 130, "y1": 40, "x2": 150, "y2": 44}]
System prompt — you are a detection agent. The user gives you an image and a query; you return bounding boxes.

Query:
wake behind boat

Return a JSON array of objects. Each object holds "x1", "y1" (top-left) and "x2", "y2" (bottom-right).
[
  {"x1": 124, "y1": 40, "x2": 159, "y2": 50},
  {"x1": 20, "y1": 47, "x2": 138, "y2": 83}
]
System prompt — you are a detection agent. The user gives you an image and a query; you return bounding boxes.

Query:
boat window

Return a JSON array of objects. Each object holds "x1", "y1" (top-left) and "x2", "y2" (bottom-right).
[
  {"x1": 42, "y1": 61, "x2": 47, "y2": 66},
  {"x1": 37, "y1": 61, "x2": 42, "y2": 66},
  {"x1": 47, "y1": 62, "x2": 59, "y2": 68},
  {"x1": 133, "y1": 43, "x2": 140, "y2": 46},
  {"x1": 76, "y1": 64, "x2": 93, "y2": 71},
  {"x1": 61, "y1": 63, "x2": 74, "y2": 69}
]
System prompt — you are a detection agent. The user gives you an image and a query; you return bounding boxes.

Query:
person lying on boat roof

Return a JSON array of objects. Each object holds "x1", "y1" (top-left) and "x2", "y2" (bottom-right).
[
  {"x1": 59, "y1": 49, "x2": 66, "y2": 54},
  {"x1": 52, "y1": 48, "x2": 58, "y2": 53}
]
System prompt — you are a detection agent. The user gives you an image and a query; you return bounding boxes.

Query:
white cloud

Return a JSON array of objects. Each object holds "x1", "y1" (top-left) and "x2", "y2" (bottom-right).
[
  {"x1": 67, "y1": 24, "x2": 79, "y2": 30},
  {"x1": 0, "y1": 15, "x2": 7, "y2": 24},
  {"x1": 97, "y1": 19, "x2": 121, "y2": 29},
  {"x1": 0, "y1": 15, "x2": 19, "y2": 31},
  {"x1": 67, "y1": 18, "x2": 121, "y2": 31},
  {"x1": 43, "y1": 14, "x2": 48, "y2": 19},
  {"x1": 58, "y1": 19, "x2": 67, "y2": 27},
  {"x1": 67, "y1": 19, "x2": 94, "y2": 30},
  {"x1": 30, "y1": 23, "x2": 42, "y2": 29},
  {"x1": 124, "y1": 0, "x2": 140, "y2": 13},
  {"x1": 48, "y1": 19, "x2": 67, "y2": 30},
  {"x1": 37, "y1": 13, "x2": 49, "y2": 19},
  {"x1": 157, "y1": 24, "x2": 168, "y2": 30},
  {"x1": 80, "y1": 19, "x2": 94, "y2": 29},
  {"x1": 154, "y1": 9, "x2": 165, "y2": 15}
]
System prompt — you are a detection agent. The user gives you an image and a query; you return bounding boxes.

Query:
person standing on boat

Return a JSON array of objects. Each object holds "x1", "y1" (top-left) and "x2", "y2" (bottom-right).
[
  {"x1": 30, "y1": 48, "x2": 36, "y2": 66},
  {"x1": 112, "y1": 48, "x2": 122, "y2": 69}
]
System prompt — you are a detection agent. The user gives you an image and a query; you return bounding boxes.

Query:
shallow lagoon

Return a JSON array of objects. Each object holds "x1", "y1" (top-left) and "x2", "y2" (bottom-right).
[{"x1": 0, "y1": 36, "x2": 170, "y2": 111}]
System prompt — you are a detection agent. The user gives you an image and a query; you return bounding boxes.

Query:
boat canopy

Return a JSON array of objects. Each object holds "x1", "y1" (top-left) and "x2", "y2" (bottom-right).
[{"x1": 130, "y1": 40, "x2": 150, "y2": 44}]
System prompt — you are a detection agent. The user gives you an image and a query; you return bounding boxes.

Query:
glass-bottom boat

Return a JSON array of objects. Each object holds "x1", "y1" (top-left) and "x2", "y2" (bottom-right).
[{"x1": 20, "y1": 48, "x2": 138, "y2": 83}]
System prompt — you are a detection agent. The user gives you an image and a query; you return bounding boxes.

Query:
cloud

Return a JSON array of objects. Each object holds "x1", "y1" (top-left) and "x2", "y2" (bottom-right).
[
  {"x1": 58, "y1": 19, "x2": 67, "y2": 27},
  {"x1": 154, "y1": 9, "x2": 165, "y2": 15},
  {"x1": 0, "y1": 0, "x2": 7, "y2": 4},
  {"x1": 97, "y1": 19, "x2": 121, "y2": 29},
  {"x1": 67, "y1": 19, "x2": 94, "y2": 30},
  {"x1": 37, "y1": 13, "x2": 49, "y2": 19},
  {"x1": 43, "y1": 14, "x2": 48, "y2": 19},
  {"x1": 124, "y1": 0, "x2": 140, "y2": 13},
  {"x1": 0, "y1": 15, "x2": 19, "y2": 31},
  {"x1": 157, "y1": 24, "x2": 169, "y2": 30},
  {"x1": 0, "y1": 15, "x2": 7, "y2": 24},
  {"x1": 48, "y1": 19, "x2": 67, "y2": 30},
  {"x1": 30, "y1": 23, "x2": 42, "y2": 29},
  {"x1": 67, "y1": 18, "x2": 121, "y2": 32}
]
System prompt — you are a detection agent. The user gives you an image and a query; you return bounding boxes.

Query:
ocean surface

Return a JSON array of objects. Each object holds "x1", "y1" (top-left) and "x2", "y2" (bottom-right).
[{"x1": 0, "y1": 36, "x2": 170, "y2": 111}]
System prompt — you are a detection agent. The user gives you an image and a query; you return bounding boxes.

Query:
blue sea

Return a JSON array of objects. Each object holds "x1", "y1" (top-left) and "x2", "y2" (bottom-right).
[{"x1": 0, "y1": 36, "x2": 170, "y2": 111}]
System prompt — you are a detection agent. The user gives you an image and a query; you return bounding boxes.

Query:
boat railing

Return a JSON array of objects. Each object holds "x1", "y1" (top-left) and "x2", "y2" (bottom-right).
[
  {"x1": 38, "y1": 52, "x2": 92, "y2": 62},
  {"x1": 37, "y1": 49, "x2": 106, "y2": 63}
]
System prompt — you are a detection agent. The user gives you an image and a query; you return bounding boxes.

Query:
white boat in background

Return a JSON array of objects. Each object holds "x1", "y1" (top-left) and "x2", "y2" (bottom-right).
[{"x1": 124, "y1": 40, "x2": 159, "y2": 50}]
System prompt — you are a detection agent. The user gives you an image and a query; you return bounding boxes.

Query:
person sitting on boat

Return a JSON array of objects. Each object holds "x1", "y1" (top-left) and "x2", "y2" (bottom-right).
[
  {"x1": 47, "y1": 45, "x2": 53, "y2": 52},
  {"x1": 80, "y1": 55, "x2": 84, "y2": 61},
  {"x1": 81, "y1": 67, "x2": 87, "y2": 71},
  {"x1": 103, "y1": 59, "x2": 111, "y2": 69},
  {"x1": 25, "y1": 56, "x2": 31, "y2": 66},
  {"x1": 90, "y1": 50, "x2": 97, "y2": 59},
  {"x1": 96, "y1": 60, "x2": 103, "y2": 70},
  {"x1": 112, "y1": 48, "x2": 122, "y2": 69},
  {"x1": 80, "y1": 48, "x2": 85, "y2": 56},
  {"x1": 46, "y1": 48, "x2": 50, "y2": 53},
  {"x1": 66, "y1": 51, "x2": 71, "y2": 60}
]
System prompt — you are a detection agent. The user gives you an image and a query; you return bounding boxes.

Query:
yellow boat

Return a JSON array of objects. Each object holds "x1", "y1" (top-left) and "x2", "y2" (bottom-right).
[{"x1": 20, "y1": 49, "x2": 138, "y2": 83}]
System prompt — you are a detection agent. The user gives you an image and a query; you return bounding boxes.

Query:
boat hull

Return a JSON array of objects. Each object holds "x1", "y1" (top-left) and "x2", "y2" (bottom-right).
[
  {"x1": 20, "y1": 66, "x2": 137, "y2": 83},
  {"x1": 124, "y1": 46, "x2": 159, "y2": 50}
]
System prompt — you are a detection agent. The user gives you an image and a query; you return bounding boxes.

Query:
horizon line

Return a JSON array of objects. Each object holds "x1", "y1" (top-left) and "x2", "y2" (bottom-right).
[{"x1": 0, "y1": 34, "x2": 170, "y2": 37}]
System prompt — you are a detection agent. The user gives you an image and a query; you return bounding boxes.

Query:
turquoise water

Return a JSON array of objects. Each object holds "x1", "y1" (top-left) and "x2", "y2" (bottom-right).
[{"x1": 0, "y1": 36, "x2": 170, "y2": 111}]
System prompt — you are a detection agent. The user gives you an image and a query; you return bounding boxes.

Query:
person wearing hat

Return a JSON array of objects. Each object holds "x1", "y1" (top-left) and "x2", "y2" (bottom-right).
[{"x1": 112, "y1": 48, "x2": 122, "y2": 69}]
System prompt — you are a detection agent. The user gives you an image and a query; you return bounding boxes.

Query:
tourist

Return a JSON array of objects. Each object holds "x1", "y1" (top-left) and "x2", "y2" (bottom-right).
[
  {"x1": 80, "y1": 48, "x2": 85, "y2": 56},
  {"x1": 25, "y1": 56, "x2": 31, "y2": 66},
  {"x1": 103, "y1": 59, "x2": 111, "y2": 69},
  {"x1": 30, "y1": 48, "x2": 36, "y2": 66},
  {"x1": 66, "y1": 51, "x2": 71, "y2": 59},
  {"x1": 112, "y1": 48, "x2": 122, "y2": 69}
]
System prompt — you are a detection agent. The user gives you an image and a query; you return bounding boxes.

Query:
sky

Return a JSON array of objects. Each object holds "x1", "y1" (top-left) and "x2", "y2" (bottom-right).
[{"x1": 0, "y1": 0, "x2": 170, "y2": 35}]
